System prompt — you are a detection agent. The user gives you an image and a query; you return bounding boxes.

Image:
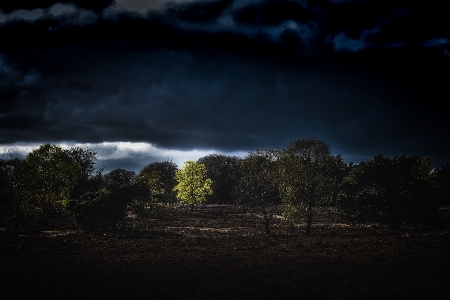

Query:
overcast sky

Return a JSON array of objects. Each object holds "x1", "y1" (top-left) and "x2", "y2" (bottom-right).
[{"x1": 1, "y1": 0, "x2": 449, "y2": 172}]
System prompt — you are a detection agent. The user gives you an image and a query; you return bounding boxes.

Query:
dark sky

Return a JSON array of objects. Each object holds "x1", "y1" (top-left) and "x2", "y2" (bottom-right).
[{"x1": 1, "y1": 0, "x2": 449, "y2": 171}]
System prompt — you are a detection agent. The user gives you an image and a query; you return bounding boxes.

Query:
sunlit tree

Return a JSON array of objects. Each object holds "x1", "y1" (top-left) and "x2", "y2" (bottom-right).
[
  {"x1": 13, "y1": 144, "x2": 79, "y2": 223},
  {"x1": 173, "y1": 161, "x2": 213, "y2": 211}
]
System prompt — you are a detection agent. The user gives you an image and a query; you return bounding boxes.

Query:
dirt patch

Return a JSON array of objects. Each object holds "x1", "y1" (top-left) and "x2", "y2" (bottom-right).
[{"x1": 1, "y1": 205, "x2": 449, "y2": 300}]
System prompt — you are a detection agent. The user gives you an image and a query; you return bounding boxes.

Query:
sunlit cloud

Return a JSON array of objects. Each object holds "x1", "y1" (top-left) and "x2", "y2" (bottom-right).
[{"x1": 0, "y1": 142, "x2": 247, "y2": 172}]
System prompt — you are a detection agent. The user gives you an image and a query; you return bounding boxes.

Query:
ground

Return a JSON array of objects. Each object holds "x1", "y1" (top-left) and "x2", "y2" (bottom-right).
[{"x1": 1, "y1": 205, "x2": 450, "y2": 300}]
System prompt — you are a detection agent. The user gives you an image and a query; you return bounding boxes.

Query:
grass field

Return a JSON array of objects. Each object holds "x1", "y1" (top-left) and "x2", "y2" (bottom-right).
[{"x1": 1, "y1": 205, "x2": 449, "y2": 299}]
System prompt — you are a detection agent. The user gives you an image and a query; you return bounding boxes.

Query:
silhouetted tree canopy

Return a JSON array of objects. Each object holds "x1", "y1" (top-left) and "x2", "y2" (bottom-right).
[
  {"x1": 435, "y1": 161, "x2": 450, "y2": 207},
  {"x1": 0, "y1": 159, "x2": 22, "y2": 225},
  {"x1": 198, "y1": 154, "x2": 242, "y2": 204},
  {"x1": 73, "y1": 185, "x2": 132, "y2": 237},
  {"x1": 140, "y1": 161, "x2": 178, "y2": 205},
  {"x1": 236, "y1": 149, "x2": 281, "y2": 234},
  {"x1": 66, "y1": 146, "x2": 103, "y2": 201},
  {"x1": 103, "y1": 168, "x2": 136, "y2": 187},
  {"x1": 337, "y1": 154, "x2": 438, "y2": 230},
  {"x1": 13, "y1": 144, "x2": 79, "y2": 223},
  {"x1": 275, "y1": 138, "x2": 337, "y2": 235}
]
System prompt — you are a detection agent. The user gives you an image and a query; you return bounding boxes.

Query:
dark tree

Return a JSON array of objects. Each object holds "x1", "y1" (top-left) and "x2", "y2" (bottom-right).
[
  {"x1": 13, "y1": 144, "x2": 79, "y2": 224},
  {"x1": 276, "y1": 138, "x2": 337, "y2": 235},
  {"x1": 73, "y1": 185, "x2": 132, "y2": 237},
  {"x1": 435, "y1": 161, "x2": 450, "y2": 207},
  {"x1": 198, "y1": 154, "x2": 242, "y2": 204},
  {"x1": 236, "y1": 149, "x2": 281, "y2": 234},
  {"x1": 337, "y1": 154, "x2": 438, "y2": 230},
  {"x1": 66, "y1": 146, "x2": 103, "y2": 201},
  {"x1": 103, "y1": 168, "x2": 136, "y2": 187},
  {"x1": 326, "y1": 155, "x2": 352, "y2": 207},
  {"x1": 139, "y1": 160, "x2": 178, "y2": 205},
  {"x1": 0, "y1": 159, "x2": 22, "y2": 227}
]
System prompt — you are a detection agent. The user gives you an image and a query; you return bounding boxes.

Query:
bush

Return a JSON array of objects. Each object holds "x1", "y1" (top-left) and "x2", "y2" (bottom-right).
[
  {"x1": 337, "y1": 154, "x2": 439, "y2": 230},
  {"x1": 73, "y1": 185, "x2": 131, "y2": 235}
]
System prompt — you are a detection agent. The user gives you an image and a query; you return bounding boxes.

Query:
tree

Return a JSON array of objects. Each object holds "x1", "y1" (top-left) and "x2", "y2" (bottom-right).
[
  {"x1": 435, "y1": 161, "x2": 450, "y2": 207},
  {"x1": 73, "y1": 186, "x2": 132, "y2": 237},
  {"x1": 103, "y1": 168, "x2": 136, "y2": 187},
  {"x1": 236, "y1": 149, "x2": 281, "y2": 234},
  {"x1": 134, "y1": 165, "x2": 165, "y2": 217},
  {"x1": 0, "y1": 159, "x2": 22, "y2": 226},
  {"x1": 13, "y1": 144, "x2": 79, "y2": 223},
  {"x1": 141, "y1": 161, "x2": 178, "y2": 205},
  {"x1": 198, "y1": 154, "x2": 242, "y2": 204},
  {"x1": 337, "y1": 154, "x2": 438, "y2": 230},
  {"x1": 275, "y1": 138, "x2": 336, "y2": 235},
  {"x1": 66, "y1": 146, "x2": 103, "y2": 201},
  {"x1": 173, "y1": 161, "x2": 213, "y2": 211}
]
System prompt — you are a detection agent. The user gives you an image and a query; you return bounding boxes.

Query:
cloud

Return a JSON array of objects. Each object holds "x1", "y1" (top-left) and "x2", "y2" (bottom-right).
[
  {"x1": 423, "y1": 37, "x2": 450, "y2": 48},
  {"x1": 0, "y1": 1, "x2": 114, "y2": 14},
  {"x1": 1, "y1": 0, "x2": 450, "y2": 167},
  {"x1": 0, "y1": 141, "x2": 247, "y2": 172},
  {"x1": 330, "y1": 32, "x2": 364, "y2": 52}
]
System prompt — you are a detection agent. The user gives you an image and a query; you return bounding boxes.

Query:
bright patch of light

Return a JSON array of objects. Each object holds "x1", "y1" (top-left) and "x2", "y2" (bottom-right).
[{"x1": 0, "y1": 142, "x2": 247, "y2": 172}]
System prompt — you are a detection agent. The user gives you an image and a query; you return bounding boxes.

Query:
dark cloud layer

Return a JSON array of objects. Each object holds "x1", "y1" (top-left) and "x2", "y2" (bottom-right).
[
  {"x1": 0, "y1": 0, "x2": 115, "y2": 13},
  {"x1": 1, "y1": 0, "x2": 450, "y2": 166}
]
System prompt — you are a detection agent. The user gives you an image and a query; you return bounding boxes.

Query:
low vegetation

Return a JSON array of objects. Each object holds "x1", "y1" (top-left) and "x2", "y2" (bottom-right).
[{"x1": 1, "y1": 138, "x2": 449, "y2": 299}]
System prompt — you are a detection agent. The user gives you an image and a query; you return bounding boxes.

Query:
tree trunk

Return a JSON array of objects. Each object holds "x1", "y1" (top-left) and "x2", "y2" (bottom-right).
[
  {"x1": 190, "y1": 204, "x2": 194, "y2": 212},
  {"x1": 112, "y1": 222, "x2": 118, "y2": 239},
  {"x1": 305, "y1": 204, "x2": 312, "y2": 236},
  {"x1": 264, "y1": 218, "x2": 270, "y2": 234}
]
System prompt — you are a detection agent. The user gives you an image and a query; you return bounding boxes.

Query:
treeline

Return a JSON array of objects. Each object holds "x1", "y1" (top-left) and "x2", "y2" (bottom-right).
[{"x1": 0, "y1": 138, "x2": 449, "y2": 235}]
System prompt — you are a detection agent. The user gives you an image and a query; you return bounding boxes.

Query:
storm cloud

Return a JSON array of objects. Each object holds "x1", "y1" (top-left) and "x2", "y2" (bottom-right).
[{"x1": 1, "y1": 0, "x2": 449, "y2": 170}]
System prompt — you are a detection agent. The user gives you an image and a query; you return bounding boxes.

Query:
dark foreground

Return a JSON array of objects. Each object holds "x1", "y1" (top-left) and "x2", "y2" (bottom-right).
[{"x1": 1, "y1": 205, "x2": 450, "y2": 300}]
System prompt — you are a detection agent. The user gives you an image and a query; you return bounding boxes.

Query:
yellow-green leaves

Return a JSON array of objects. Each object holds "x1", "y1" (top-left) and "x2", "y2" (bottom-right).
[{"x1": 173, "y1": 161, "x2": 212, "y2": 209}]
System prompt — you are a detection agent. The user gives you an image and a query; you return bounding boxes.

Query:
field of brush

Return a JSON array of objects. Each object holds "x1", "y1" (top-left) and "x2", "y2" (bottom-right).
[{"x1": 1, "y1": 205, "x2": 450, "y2": 300}]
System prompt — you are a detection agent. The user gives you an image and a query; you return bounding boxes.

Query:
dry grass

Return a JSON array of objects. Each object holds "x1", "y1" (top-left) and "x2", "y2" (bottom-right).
[{"x1": 1, "y1": 205, "x2": 449, "y2": 300}]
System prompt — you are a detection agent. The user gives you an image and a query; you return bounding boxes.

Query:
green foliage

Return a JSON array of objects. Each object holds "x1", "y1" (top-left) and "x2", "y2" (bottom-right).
[
  {"x1": 13, "y1": 144, "x2": 79, "y2": 222},
  {"x1": 236, "y1": 149, "x2": 280, "y2": 233},
  {"x1": 337, "y1": 154, "x2": 438, "y2": 230},
  {"x1": 198, "y1": 154, "x2": 242, "y2": 204},
  {"x1": 66, "y1": 146, "x2": 103, "y2": 201},
  {"x1": 275, "y1": 138, "x2": 337, "y2": 235},
  {"x1": 134, "y1": 165, "x2": 165, "y2": 217},
  {"x1": 173, "y1": 161, "x2": 213, "y2": 211},
  {"x1": 140, "y1": 161, "x2": 178, "y2": 205}
]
